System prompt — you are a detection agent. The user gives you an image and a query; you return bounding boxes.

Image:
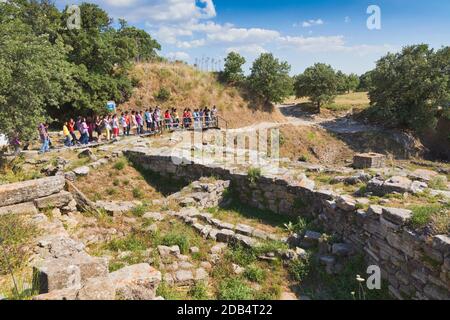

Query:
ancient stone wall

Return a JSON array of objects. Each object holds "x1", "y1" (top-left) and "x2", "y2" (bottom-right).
[{"x1": 125, "y1": 148, "x2": 450, "y2": 300}]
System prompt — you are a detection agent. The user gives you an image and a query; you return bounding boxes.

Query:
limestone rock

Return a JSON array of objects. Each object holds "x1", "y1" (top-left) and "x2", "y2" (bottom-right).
[
  {"x1": 33, "y1": 260, "x2": 81, "y2": 293},
  {"x1": 96, "y1": 200, "x2": 142, "y2": 216},
  {"x1": 34, "y1": 191, "x2": 74, "y2": 210},
  {"x1": 73, "y1": 166, "x2": 90, "y2": 176},
  {"x1": 143, "y1": 212, "x2": 164, "y2": 221},
  {"x1": 76, "y1": 277, "x2": 116, "y2": 300},
  {"x1": 382, "y1": 207, "x2": 412, "y2": 225},
  {"x1": 109, "y1": 264, "x2": 161, "y2": 300},
  {"x1": 0, "y1": 202, "x2": 38, "y2": 216},
  {"x1": 353, "y1": 153, "x2": 386, "y2": 169},
  {"x1": 0, "y1": 176, "x2": 65, "y2": 207},
  {"x1": 336, "y1": 195, "x2": 357, "y2": 211},
  {"x1": 174, "y1": 270, "x2": 194, "y2": 285},
  {"x1": 332, "y1": 243, "x2": 354, "y2": 257},
  {"x1": 33, "y1": 287, "x2": 79, "y2": 300}
]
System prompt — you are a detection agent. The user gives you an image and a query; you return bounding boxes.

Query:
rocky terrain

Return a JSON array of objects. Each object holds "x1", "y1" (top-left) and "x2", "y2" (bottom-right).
[{"x1": 0, "y1": 125, "x2": 449, "y2": 300}]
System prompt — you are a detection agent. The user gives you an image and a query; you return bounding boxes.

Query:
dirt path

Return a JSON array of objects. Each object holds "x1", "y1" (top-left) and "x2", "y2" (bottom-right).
[{"x1": 225, "y1": 104, "x2": 381, "y2": 135}]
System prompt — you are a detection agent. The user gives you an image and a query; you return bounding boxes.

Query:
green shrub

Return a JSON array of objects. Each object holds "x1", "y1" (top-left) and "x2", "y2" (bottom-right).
[
  {"x1": 113, "y1": 179, "x2": 120, "y2": 186},
  {"x1": 410, "y1": 204, "x2": 445, "y2": 228},
  {"x1": 106, "y1": 188, "x2": 117, "y2": 196},
  {"x1": 218, "y1": 278, "x2": 253, "y2": 300},
  {"x1": 131, "y1": 204, "x2": 147, "y2": 217},
  {"x1": 244, "y1": 265, "x2": 267, "y2": 283},
  {"x1": 247, "y1": 167, "x2": 262, "y2": 185},
  {"x1": 289, "y1": 256, "x2": 311, "y2": 282},
  {"x1": 132, "y1": 188, "x2": 144, "y2": 199},
  {"x1": 227, "y1": 245, "x2": 256, "y2": 266},
  {"x1": 189, "y1": 282, "x2": 209, "y2": 300},
  {"x1": 155, "y1": 87, "x2": 171, "y2": 102},
  {"x1": 113, "y1": 160, "x2": 126, "y2": 171},
  {"x1": 107, "y1": 234, "x2": 147, "y2": 252},
  {"x1": 161, "y1": 233, "x2": 190, "y2": 254},
  {"x1": 0, "y1": 214, "x2": 38, "y2": 274},
  {"x1": 428, "y1": 176, "x2": 447, "y2": 190}
]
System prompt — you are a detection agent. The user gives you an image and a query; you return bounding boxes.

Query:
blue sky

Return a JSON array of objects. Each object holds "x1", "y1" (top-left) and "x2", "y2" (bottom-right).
[{"x1": 56, "y1": 0, "x2": 450, "y2": 75}]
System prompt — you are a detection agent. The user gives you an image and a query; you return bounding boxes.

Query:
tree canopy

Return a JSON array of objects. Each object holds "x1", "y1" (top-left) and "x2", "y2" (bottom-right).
[
  {"x1": 247, "y1": 53, "x2": 293, "y2": 104},
  {"x1": 222, "y1": 52, "x2": 246, "y2": 85},
  {"x1": 0, "y1": 0, "x2": 161, "y2": 141},
  {"x1": 367, "y1": 44, "x2": 449, "y2": 132},
  {"x1": 294, "y1": 63, "x2": 338, "y2": 113}
]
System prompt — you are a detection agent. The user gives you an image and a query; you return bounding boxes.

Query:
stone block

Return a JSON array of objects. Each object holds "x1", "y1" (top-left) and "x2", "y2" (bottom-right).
[{"x1": 353, "y1": 153, "x2": 386, "y2": 169}]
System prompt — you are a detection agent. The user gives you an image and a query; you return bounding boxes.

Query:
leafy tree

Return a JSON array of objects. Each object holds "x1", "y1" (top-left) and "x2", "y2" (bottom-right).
[
  {"x1": 222, "y1": 52, "x2": 246, "y2": 85},
  {"x1": 247, "y1": 53, "x2": 293, "y2": 104},
  {"x1": 0, "y1": 20, "x2": 76, "y2": 141},
  {"x1": 294, "y1": 63, "x2": 338, "y2": 113},
  {"x1": 368, "y1": 44, "x2": 449, "y2": 132},
  {"x1": 346, "y1": 73, "x2": 360, "y2": 93},
  {"x1": 336, "y1": 71, "x2": 348, "y2": 94},
  {"x1": 358, "y1": 71, "x2": 374, "y2": 92}
]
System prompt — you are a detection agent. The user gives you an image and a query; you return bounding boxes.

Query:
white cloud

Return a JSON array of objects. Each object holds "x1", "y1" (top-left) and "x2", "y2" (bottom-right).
[
  {"x1": 102, "y1": 0, "x2": 138, "y2": 7},
  {"x1": 100, "y1": 0, "x2": 216, "y2": 23},
  {"x1": 226, "y1": 44, "x2": 268, "y2": 56},
  {"x1": 301, "y1": 19, "x2": 324, "y2": 28},
  {"x1": 166, "y1": 51, "x2": 190, "y2": 61}
]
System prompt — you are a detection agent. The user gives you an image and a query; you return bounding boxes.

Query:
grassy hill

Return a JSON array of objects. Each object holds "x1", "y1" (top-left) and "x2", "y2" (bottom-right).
[{"x1": 119, "y1": 61, "x2": 285, "y2": 128}]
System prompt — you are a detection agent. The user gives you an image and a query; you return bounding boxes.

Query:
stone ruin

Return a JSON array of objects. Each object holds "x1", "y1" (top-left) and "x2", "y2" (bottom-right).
[{"x1": 353, "y1": 153, "x2": 386, "y2": 169}]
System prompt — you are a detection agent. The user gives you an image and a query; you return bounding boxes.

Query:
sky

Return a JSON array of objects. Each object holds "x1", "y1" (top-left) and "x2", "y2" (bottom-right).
[{"x1": 55, "y1": 0, "x2": 450, "y2": 75}]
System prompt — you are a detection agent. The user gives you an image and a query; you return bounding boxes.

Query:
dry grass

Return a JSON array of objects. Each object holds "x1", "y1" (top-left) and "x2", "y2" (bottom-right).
[
  {"x1": 74, "y1": 158, "x2": 164, "y2": 202},
  {"x1": 285, "y1": 92, "x2": 370, "y2": 115},
  {"x1": 279, "y1": 125, "x2": 354, "y2": 164},
  {"x1": 120, "y1": 61, "x2": 285, "y2": 129}
]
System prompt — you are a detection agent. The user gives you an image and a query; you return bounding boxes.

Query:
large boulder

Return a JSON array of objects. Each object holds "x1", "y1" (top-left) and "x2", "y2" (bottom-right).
[
  {"x1": 109, "y1": 264, "x2": 161, "y2": 300},
  {"x1": 0, "y1": 176, "x2": 65, "y2": 207},
  {"x1": 0, "y1": 202, "x2": 38, "y2": 216},
  {"x1": 34, "y1": 191, "x2": 74, "y2": 210},
  {"x1": 353, "y1": 153, "x2": 386, "y2": 169}
]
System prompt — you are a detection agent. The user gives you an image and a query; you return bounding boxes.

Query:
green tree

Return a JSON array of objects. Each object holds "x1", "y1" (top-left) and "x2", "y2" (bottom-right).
[
  {"x1": 222, "y1": 52, "x2": 246, "y2": 85},
  {"x1": 368, "y1": 44, "x2": 449, "y2": 132},
  {"x1": 0, "y1": 20, "x2": 76, "y2": 141},
  {"x1": 346, "y1": 73, "x2": 360, "y2": 93},
  {"x1": 358, "y1": 71, "x2": 374, "y2": 92},
  {"x1": 247, "y1": 53, "x2": 293, "y2": 104},
  {"x1": 294, "y1": 63, "x2": 338, "y2": 113}
]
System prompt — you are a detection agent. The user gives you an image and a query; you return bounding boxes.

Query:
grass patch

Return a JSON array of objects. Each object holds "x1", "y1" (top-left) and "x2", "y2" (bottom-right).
[
  {"x1": 428, "y1": 176, "x2": 448, "y2": 190},
  {"x1": 244, "y1": 265, "x2": 267, "y2": 283},
  {"x1": 409, "y1": 203, "x2": 449, "y2": 233},
  {"x1": 247, "y1": 167, "x2": 262, "y2": 185},
  {"x1": 160, "y1": 233, "x2": 190, "y2": 254},
  {"x1": 218, "y1": 278, "x2": 253, "y2": 300},
  {"x1": 0, "y1": 214, "x2": 39, "y2": 274},
  {"x1": 156, "y1": 282, "x2": 187, "y2": 300},
  {"x1": 189, "y1": 281, "x2": 210, "y2": 300},
  {"x1": 113, "y1": 160, "x2": 127, "y2": 171},
  {"x1": 106, "y1": 234, "x2": 148, "y2": 252}
]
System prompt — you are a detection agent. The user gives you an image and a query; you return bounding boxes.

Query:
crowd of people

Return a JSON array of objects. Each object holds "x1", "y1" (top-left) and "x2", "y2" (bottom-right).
[{"x1": 38, "y1": 106, "x2": 219, "y2": 154}]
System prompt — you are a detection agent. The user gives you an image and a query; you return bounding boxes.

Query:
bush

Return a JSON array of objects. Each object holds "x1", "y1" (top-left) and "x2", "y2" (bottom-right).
[
  {"x1": 410, "y1": 204, "x2": 445, "y2": 228},
  {"x1": 132, "y1": 188, "x2": 144, "y2": 199},
  {"x1": 218, "y1": 278, "x2": 253, "y2": 300},
  {"x1": 155, "y1": 87, "x2": 171, "y2": 102},
  {"x1": 161, "y1": 233, "x2": 190, "y2": 254},
  {"x1": 113, "y1": 160, "x2": 126, "y2": 171},
  {"x1": 289, "y1": 256, "x2": 311, "y2": 282},
  {"x1": 189, "y1": 282, "x2": 209, "y2": 300},
  {"x1": 247, "y1": 167, "x2": 262, "y2": 185},
  {"x1": 0, "y1": 214, "x2": 38, "y2": 274},
  {"x1": 106, "y1": 234, "x2": 147, "y2": 252},
  {"x1": 244, "y1": 265, "x2": 267, "y2": 283}
]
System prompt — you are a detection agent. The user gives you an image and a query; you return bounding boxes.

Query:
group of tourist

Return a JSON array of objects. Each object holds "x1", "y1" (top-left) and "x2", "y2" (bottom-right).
[{"x1": 37, "y1": 106, "x2": 219, "y2": 153}]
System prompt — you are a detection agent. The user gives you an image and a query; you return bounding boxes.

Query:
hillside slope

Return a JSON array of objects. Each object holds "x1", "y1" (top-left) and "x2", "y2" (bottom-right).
[{"x1": 120, "y1": 61, "x2": 285, "y2": 128}]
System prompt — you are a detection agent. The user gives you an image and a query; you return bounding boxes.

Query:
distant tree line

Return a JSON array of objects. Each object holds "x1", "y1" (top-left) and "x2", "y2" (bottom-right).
[
  {"x1": 0, "y1": 0, "x2": 160, "y2": 141},
  {"x1": 222, "y1": 44, "x2": 449, "y2": 133}
]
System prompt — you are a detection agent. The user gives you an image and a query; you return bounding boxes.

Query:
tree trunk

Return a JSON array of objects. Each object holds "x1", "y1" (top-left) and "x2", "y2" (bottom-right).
[{"x1": 317, "y1": 101, "x2": 321, "y2": 114}]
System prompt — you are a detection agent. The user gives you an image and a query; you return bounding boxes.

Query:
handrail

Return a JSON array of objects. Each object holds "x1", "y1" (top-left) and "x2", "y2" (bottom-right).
[{"x1": 216, "y1": 115, "x2": 228, "y2": 130}]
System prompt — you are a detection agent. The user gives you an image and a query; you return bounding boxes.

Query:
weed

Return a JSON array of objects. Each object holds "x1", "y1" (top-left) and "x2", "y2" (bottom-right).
[
  {"x1": 189, "y1": 282, "x2": 210, "y2": 300},
  {"x1": 428, "y1": 176, "x2": 447, "y2": 190},
  {"x1": 218, "y1": 278, "x2": 253, "y2": 300},
  {"x1": 247, "y1": 167, "x2": 262, "y2": 185},
  {"x1": 132, "y1": 188, "x2": 144, "y2": 199},
  {"x1": 106, "y1": 234, "x2": 148, "y2": 252},
  {"x1": 161, "y1": 233, "x2": 190, "y2": 254},
  {"x1": 113, "y1": 160, "x2": 127, "y2": 171},
  {"x1": 244, "y1": 265, "x2": 267, "y2": 283}
]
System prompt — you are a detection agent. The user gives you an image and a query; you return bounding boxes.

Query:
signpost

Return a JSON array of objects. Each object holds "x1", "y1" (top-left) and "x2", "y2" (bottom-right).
[{"x1": 106, "y1": 101, "x2": 116, "y2": 113}]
